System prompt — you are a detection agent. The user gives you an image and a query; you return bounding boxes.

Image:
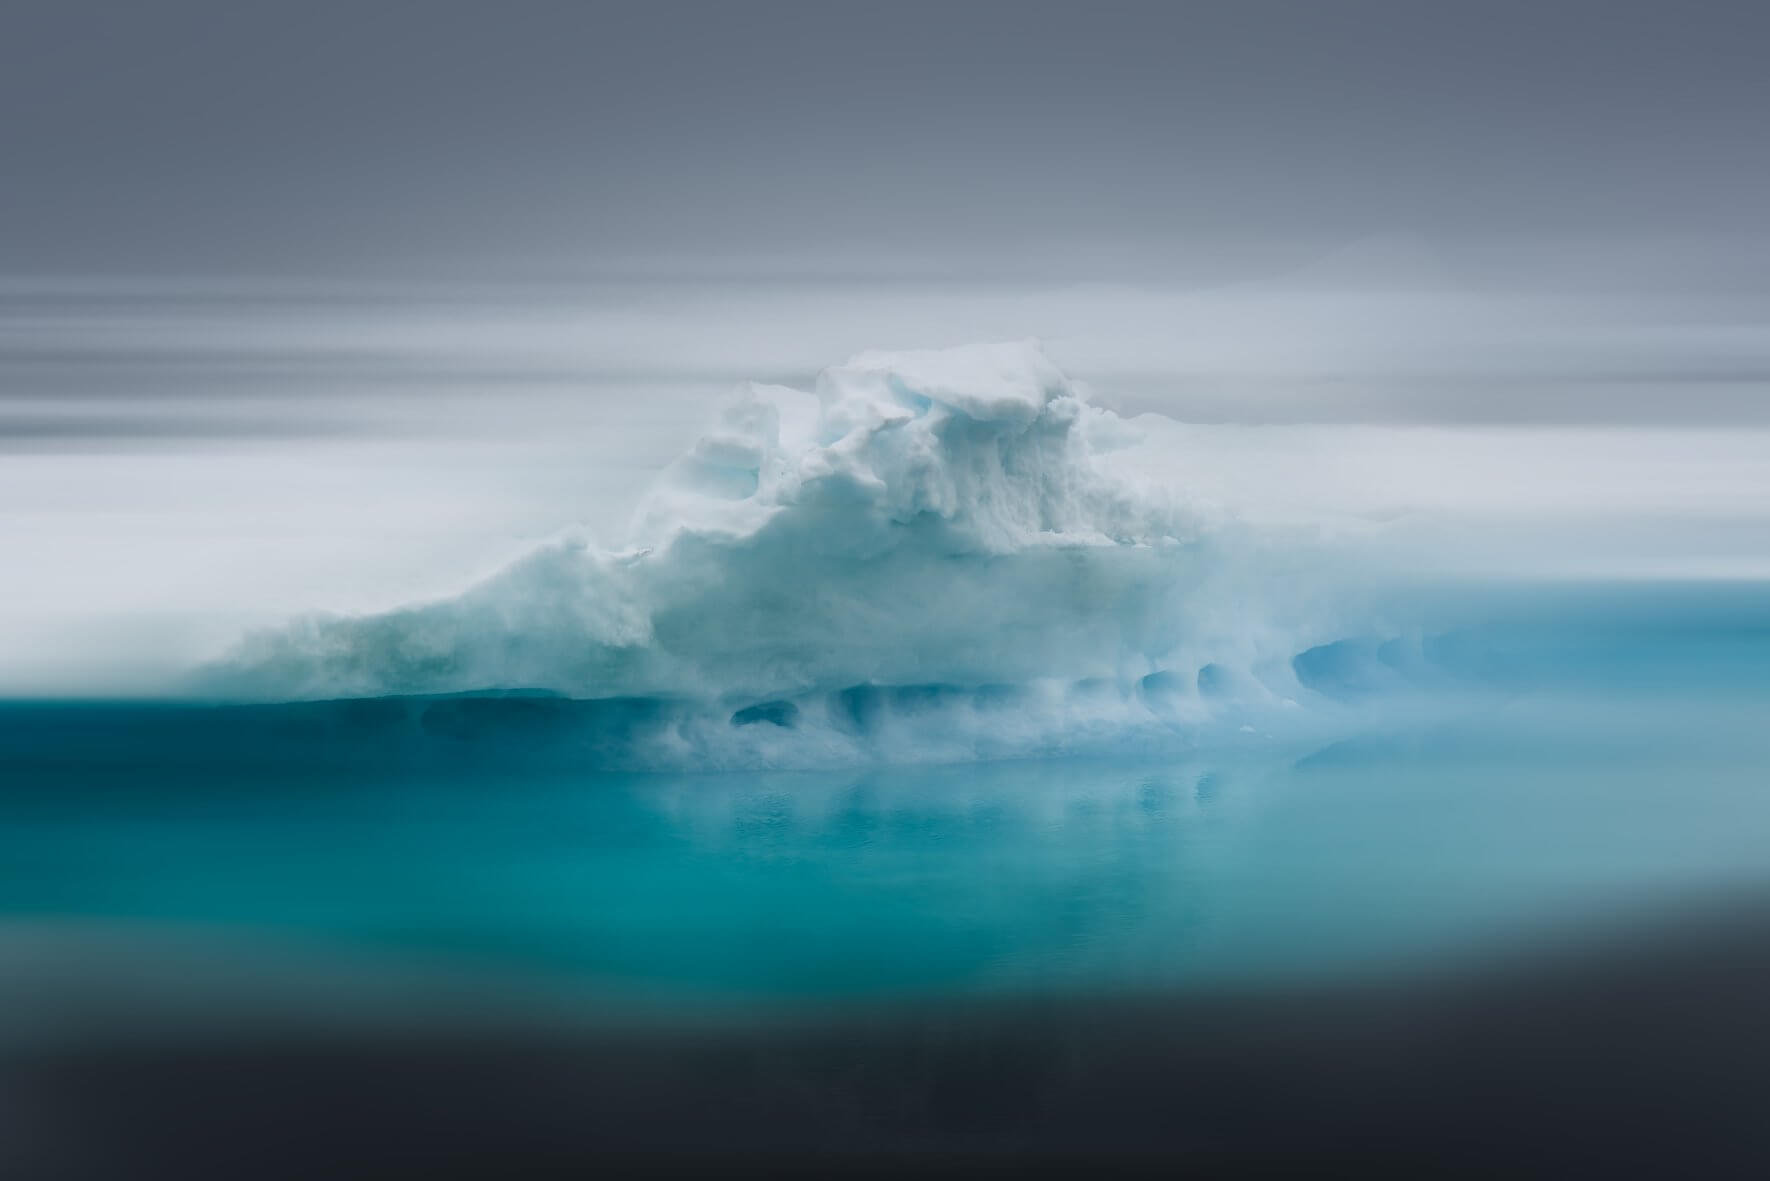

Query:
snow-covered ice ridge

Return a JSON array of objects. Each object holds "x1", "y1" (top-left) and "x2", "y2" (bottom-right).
[{"x1": 206, "y1": 342, "x2": 1385, "y2": 767}]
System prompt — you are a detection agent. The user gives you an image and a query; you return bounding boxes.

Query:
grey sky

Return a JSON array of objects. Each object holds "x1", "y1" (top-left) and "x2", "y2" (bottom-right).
[{"x1": 5, "y1": 1, "x2": 1769, "y2": 281}]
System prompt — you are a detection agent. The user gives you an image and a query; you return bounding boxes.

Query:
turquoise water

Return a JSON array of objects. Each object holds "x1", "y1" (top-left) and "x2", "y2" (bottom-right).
[{"x1": 3, "y1": 583, "x2": 1768, "y2": 1009}]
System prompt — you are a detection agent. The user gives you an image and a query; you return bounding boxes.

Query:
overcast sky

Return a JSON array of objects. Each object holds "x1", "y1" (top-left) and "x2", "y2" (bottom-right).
[{"x1": 5, "y1": 0, "x2": 1769, "y2": 282}]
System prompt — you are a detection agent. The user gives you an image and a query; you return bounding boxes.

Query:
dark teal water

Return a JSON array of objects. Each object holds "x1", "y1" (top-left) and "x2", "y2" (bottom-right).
[{"x1": 3, "y1": 583, "x2": 1768, "y2": 1010}]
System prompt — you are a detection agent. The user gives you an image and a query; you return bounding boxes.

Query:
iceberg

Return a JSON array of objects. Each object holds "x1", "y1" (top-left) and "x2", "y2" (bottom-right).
[{"x1": 206, "y1": 342, "x2": 1370, "y2": 767}]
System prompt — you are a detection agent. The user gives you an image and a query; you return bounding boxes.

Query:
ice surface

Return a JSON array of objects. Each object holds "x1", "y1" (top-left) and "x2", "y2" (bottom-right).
[{"x1": 206, "y1": 343, "x2": 1391, "y2": 766}]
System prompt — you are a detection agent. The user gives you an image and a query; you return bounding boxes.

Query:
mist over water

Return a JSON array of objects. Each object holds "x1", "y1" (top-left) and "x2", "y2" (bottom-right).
[
  {"x1": 5, "y1": 324, "x2": 1767, "y2": 1005},
  {"x1": 8, "y1": 272, "x2": 1770, "y2": 696},
  {"x1": 7, "y1": 325, "x2": 1770, "y2": 1006}
]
